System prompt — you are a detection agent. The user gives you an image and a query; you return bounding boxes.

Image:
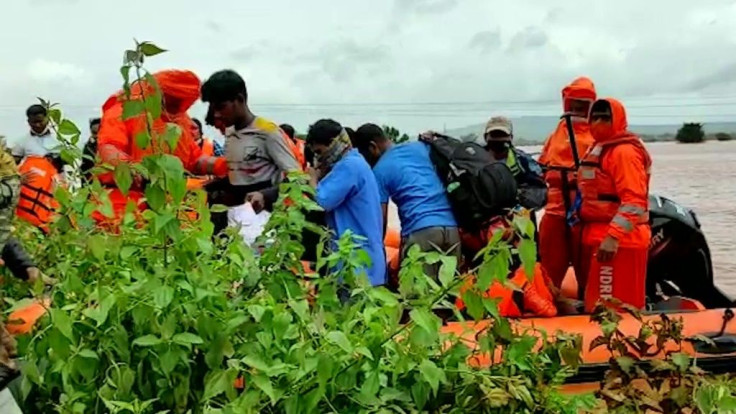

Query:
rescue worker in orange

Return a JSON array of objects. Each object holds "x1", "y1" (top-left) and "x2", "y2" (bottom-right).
[
  {"x1": 96, "y1": 69, "x2": 227, "y2": 220},
  {"x1": 280, "y1": 124, "x2": 309, "y2": 170},
  {"x1": 578, "y1": 98, "x2": 651, "y2": 312},
  {"x1": 538, "y1": 77, "x2": 597, "y2": 290}
]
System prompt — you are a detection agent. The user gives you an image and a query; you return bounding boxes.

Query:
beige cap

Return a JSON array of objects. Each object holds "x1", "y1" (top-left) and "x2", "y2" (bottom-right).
[{"x1": 484, "y1": 116, "x2": 513, "y2": 141}]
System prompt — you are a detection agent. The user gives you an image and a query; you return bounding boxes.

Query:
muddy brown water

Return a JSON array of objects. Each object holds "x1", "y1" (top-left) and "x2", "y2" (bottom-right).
[{"x1": 388, "y1": 140, "x2": 736, "y2": 298}]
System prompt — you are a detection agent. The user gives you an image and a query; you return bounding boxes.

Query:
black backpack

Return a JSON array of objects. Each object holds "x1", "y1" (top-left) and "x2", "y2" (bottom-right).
[{"x1": 420, "y1": 133, "x2": 518, "y2": 229}]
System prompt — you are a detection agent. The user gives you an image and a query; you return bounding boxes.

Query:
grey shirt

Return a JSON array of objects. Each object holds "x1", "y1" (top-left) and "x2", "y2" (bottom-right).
[{"x1": 224, "y1": 117, "x2": 300, "y2": 186}]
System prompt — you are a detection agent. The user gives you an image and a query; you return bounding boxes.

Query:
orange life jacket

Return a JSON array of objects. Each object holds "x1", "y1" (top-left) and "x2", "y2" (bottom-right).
[
  {"x1": 578, "y1": 136, "x2": 652, "y2": 227},
  {"x1": 456, "y1": 263, "x2": 557, "y2": 318},
  {"x1": 201, "y1": 138, "x2": 214, "y2": 157},
  {"x1": 539, "y1": 77, "x2": 597, "y2": 217},
  {"x1": 16, "y1": 156, "x2": 61, "y2": 231}
]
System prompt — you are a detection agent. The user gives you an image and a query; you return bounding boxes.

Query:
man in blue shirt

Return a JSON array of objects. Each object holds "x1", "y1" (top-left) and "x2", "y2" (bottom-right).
[
  {"x1": 307, "y1": 119, "x2": 386, "y2": 286},
  {"x1": 352, "y1": 124, "x2": 460, "y2": 280}
]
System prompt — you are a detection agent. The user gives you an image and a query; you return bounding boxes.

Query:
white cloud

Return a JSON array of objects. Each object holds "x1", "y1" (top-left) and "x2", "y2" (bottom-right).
[
  {"x1": 0, "y1": 0, "x2": 735, "y2": 137},
  {"x1": 28, "y1": 59, "x2": 88, "y2": 83}
]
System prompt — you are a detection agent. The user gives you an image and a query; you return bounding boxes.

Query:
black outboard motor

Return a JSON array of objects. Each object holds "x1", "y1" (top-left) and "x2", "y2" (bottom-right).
[{"x1": 647, "y1": 194, "x2": 733, "y2": 308}]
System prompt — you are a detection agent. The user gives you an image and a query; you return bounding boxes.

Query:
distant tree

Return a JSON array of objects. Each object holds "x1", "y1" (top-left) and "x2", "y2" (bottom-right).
[
  {"x1": 382, "y1": 125, "x2": 410, "y2": 144},
  {"x1": 715, "y1": 132, "x2": 733, "y2": 141},
  {"x1": 675, "y1": 123, "x2": 705, "y2": 143}
]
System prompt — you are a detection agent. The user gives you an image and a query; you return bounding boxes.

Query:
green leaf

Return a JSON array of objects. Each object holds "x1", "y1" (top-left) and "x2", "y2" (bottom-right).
[
  {"x1": 616, "y1": 356, "x2": 635, "y2": 374},
  {"x1": 134, "y1": 132, "x2": 151, "y2": 150},
  {"x1": 50, "y1": 309, "x2": 74, "y2": 341},
  {"x1": 58, "y1": 119, "x2": 80, "y2": 136},
  {"x1": 162, "y1": 123, "x2": 182, "y2": 152},
  {"x1": 87, "y1": 235, "x2": 106, "y2": 261},
  {"x1": 368, "y1": 287, "x2": 399, "y2": 307},
  {"x1": 153, "y1": 212, "x2": 176, "y2": 234},
  {"x1": 120, "y1": 65, "x2": 130, "y2": 87},
  {"x1": 419, "y1": 360, "x2": 446, "y2": 395},
  {"x1": 153, "y1": 285, "x2": 175, "y2": 308},
  {"x1": 122, "y1": 100, "x2": 145, "y2": 120},
  {"x1": 77, "y1": 349, "x2": 99, "y2": 360},
  {"x1": 671, "y1": 352, "x2": 691, "y2": 372},
  {"x1": 361, "y1": 371, "x2": 380, "y2": 398},
  {"x1": 139, "y1": 42, "x2": 167, "y2": 57},
  {"x1": 114, "y1": 163, "x2": 133, "y2": 195},
  {"x1": 133, "y1": 335, "x2": 163, "y2": 347},
  {"x1": 325, "y1": 331, "x2": 353, "y2": 353},
  {"x1": 120, "y1": 246, "x2": 138, "y2": 260},
  {"x1": 410, "y1": 308, "x2": 440, "y2": 334},
  {"x1": 203, "y1": 370, "x2": 231, "y2": 400},
  {"x1": 252, "y1": 374, "x2": 278, "y2": 404},
  {"x1": 411, "y1": 381, "x2": 429, "y2": 410},
  {"x1": 462, "y1": 290, "x2": 485, "y2": 321},
  {"x1": 173, "y1": 332, "x2": 204, "y2": 346},
  {"x1": 145, "y1": 185, "x2": 166, "y2": 212},
  {"x1": 210, "y1": 204, "x2": 228, "y2": 213},
  {"x1": 242, "y1": 355, "x2": 271, "y2": 373},
  {"x1": 517, "y1": 239, "x2": 537, "y2": 280},
  {"x1": 438, "y1": 256, "x2": 457, "y2": 288}
]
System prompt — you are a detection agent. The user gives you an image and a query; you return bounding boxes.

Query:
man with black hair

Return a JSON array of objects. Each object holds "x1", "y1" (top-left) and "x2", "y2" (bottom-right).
[
  {"x1": 12, "y1": 105, "x2": 61, "y2": 163},
  {"x1": 201, "y1": 70, "x2": 301, "y2": 213},
  {"x1": 307, "y1": 119, "x2": 385, "y2": 287},
  {"x1": 80, "y1": 118, "x2": 101, "y2": 179},
  {"x1": 353, "y1": 123, "x2": 459, "y2": 279}
]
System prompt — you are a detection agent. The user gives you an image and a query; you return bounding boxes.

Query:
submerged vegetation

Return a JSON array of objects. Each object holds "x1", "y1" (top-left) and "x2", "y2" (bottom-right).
[{"x1": 1, "y1": 41, "x2": 735, "y2": 413}]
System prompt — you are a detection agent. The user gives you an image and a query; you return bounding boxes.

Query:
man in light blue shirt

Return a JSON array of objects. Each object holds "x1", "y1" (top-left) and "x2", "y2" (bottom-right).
[
  {"x1": 307, "y1": 119, "x2": 386, "y2": 286},
  {"x1": 352, "y1": 124, "x2": 460, "y2": 279}
]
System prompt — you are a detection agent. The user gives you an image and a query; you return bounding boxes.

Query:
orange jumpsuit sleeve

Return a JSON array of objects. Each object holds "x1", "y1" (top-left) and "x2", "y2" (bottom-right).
[
  {"x1": 603, "y1": 145, "x2": 649, "y2": 240},
  {"x1": 97, "y1": 103, "x2": 132, "y2": 165}
]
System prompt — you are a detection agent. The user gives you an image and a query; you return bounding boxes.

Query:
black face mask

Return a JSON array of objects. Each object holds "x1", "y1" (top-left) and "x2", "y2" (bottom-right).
[{"x1": 486, "y1": 141, "x2": 510, "y2": 153}]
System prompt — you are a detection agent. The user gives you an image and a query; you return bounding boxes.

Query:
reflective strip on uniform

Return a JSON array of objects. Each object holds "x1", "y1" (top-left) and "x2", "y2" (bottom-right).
[
  {"x1": 580, "y1": 168, "x2": 596, "y2": 179},
  {"x1": 590, "y1": 146, "x2": 603, "y2": 156},
  {"x1": 612, "y1": 214, "x2": 634, "y2": 232},
  {"x1": 618, "y1": 204, "x2": 646, "y2": 215}
]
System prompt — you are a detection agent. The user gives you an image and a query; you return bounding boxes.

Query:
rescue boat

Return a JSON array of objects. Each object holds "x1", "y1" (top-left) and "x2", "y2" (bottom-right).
[{"x1": 382, "y1": 193, "x2": 736, "y2": 391}]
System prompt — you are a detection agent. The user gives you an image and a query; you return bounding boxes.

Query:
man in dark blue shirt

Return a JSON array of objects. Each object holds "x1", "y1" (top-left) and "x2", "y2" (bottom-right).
[
  {"x1": 352, "y1": 124, "x2": 460, "y2": 280},
  {"x1": 307, "y1": 120, "x2": 386, "y2": 286}
]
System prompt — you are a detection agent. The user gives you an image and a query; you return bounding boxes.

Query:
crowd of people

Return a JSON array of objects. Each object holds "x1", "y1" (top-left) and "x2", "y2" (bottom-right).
[{"x1": 0, "y1": 70, "x2": 652, "y2": 319}]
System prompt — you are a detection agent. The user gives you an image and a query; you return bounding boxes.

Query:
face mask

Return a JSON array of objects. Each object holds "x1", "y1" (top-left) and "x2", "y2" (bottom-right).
[
  {"x1": 590, "y1": 122, "x2": 615, "y2": 141},
  {"x1": 486, "y1": 141, "x2": 509, "y2": 153}
]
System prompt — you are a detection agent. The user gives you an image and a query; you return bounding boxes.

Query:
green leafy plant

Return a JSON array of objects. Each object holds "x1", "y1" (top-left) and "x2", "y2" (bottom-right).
[
  {"x1": 590, "y1": 302, "x2": 736, "y2": 413},
  {"x1": 382, "y1": 125, "x2": 410, "y2": 144}
]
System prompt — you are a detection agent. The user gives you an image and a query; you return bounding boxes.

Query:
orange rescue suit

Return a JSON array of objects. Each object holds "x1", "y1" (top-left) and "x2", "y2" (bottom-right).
[
  {"x1": 456, "y1": 263, "x2": 557, "y2": 318},
  {"x1": 16, "y1": 156, "x2": 61, "y2": 232},
  {"x1": 578, "y1": 98, "x2": 652, "y2": 312},
  {"x1": 538, "y1": 77, "x2": 597, "y2": 288},
  {"x1": 96, "y1": 70, "x2": 227, "y2": 221}
]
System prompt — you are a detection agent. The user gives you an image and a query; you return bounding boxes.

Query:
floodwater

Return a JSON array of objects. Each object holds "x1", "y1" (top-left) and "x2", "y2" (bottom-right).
[
  {"x1": 646, "y1": 141, "x2": 736, "y2": 297},
  {"x1": 388, "y1": 140, "x2": 736, "y2": 297}
]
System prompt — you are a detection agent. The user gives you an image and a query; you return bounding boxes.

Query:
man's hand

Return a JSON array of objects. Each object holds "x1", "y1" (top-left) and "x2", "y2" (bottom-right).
[
  {"x1": 246, "y1": 191, "x2": 265, "y2": 213},
  {"x1": 307, "y1": 166, "x2": 320, "y2": 187},
  {"x1": 596, "y1": 235, "x2": 619, "y2": 263}
]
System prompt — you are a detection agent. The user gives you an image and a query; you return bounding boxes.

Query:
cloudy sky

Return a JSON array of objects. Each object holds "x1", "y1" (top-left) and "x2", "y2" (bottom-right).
[{"x1": 2, "y1": 0, "x2": 736, "y2": 143}]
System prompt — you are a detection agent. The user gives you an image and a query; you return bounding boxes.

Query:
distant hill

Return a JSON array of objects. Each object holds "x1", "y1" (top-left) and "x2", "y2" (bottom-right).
[{"x1": 446, "y1": 117, "x2": 736, "y2": 145}]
